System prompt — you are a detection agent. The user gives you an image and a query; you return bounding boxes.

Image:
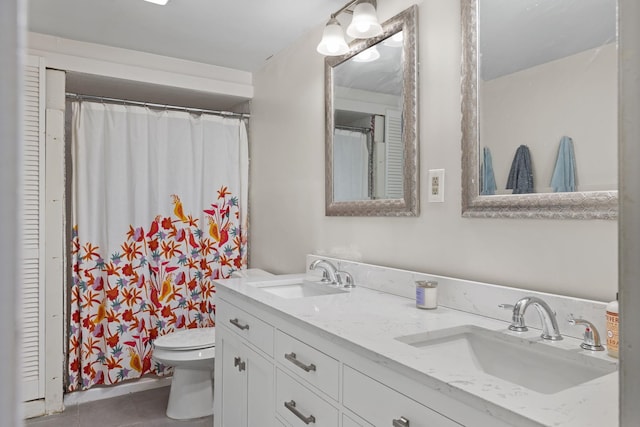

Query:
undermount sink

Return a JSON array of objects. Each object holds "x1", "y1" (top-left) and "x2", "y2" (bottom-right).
[
  {"x1": 396, "y1": 325, "x2": 617, "y2": 394},
  {"x1": 257, "y1": 280, "x2": 348, "y2": 299}
]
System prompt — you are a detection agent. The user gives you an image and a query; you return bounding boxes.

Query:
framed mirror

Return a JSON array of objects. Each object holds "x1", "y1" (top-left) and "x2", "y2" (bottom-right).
[
  {"x1": 325, "y1": 5, "x2": 418, "y2": 216},
  {"x1": 461, "y1": 0, "x2": 618, "y2": 219}
]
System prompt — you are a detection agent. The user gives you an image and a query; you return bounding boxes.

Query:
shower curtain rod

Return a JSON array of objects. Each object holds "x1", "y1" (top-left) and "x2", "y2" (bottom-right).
[
  {"x1": 66, "y1": 93, "x2": 250, "y2": 119},
  {"x1": 336, "y1": 124, "x2": 372, "y2": 133}
]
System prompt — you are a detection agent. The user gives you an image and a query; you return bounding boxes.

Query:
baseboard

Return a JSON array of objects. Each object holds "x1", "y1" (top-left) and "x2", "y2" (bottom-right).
[
  {"x1": 23, "y1": 399, "x2": 46, "y2": 419},
  {"x1": 63, "y1": 376, "x2": 172, "y2": 406}
]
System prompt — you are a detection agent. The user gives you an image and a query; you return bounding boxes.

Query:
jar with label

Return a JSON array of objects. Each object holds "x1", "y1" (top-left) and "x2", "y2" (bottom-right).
[{"x1": 416, "y1": 280, "x2": 438, "y2": 309}]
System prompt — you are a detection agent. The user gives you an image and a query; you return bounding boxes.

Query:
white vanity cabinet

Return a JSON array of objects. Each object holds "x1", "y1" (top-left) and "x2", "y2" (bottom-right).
[
  {"x1": 275, "y1": 330, "x2": 340, "y2": 399},
  {"x1": 343, "y1": 366, "x2": 461, "y2": 427},
  {"x1": 343, "y1": 414, "x2": 374, "y2": 427},
  {"x1": 276, "y1": 368, "x2": 339, "y2": 426},
  {"x1": 214, "y1": 300, "x2": 275, "y2": 427},
  {"x1": 214, "y1": 287, "x2": 510, "y2": 427}
]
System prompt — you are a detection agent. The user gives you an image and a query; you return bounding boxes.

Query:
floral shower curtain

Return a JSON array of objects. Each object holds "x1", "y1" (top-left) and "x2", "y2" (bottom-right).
[{"x1": 68, "y1": 101, "x2": 248, "y2": 391}]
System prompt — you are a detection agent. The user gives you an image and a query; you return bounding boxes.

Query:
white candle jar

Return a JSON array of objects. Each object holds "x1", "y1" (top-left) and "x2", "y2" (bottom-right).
[{"x1": 415, "y1": 280, "x2": 438, "y2": 309}]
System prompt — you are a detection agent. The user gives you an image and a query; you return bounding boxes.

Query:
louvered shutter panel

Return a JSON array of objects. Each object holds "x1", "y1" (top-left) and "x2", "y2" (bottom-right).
[
  {"x1": 22, "y1": 55, "x2": 45, "y2": 402},
  {"x1": 384, "y1": 109, "x2": 404, "y2": 198}
]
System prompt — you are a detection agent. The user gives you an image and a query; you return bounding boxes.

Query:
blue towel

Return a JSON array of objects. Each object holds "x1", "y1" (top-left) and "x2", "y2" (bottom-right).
[
  {"x1": 480, "y1": 147, "x2": 497, "y2": 195},
  {"x1": 550, "y1": 136, "x2": 576, "y2": 192},
  {"x1": 506, "y1": 145, "x2": 534, "y2": 194}
]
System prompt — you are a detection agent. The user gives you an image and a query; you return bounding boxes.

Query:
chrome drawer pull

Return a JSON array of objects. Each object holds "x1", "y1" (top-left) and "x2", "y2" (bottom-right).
[
  {"x1": 284, "y1": 352, "x2": 317, "y2": 372},
  {"x1": 229, "y1": 318, "x2": 250, "y2": 330},
  {"x1": 284, "y1": 400, "x2": 316, "y2": 424},
  {"x1": 392, "y1": 416, "x2": 410, "y2": 427},
  {"x1": 233, "y1": 356, "x2": 246, "y2": 372}
]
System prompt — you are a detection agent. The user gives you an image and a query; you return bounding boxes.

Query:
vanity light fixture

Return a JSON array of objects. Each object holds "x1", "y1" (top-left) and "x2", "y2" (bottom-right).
[
  {"x1": 346, "y1": 0, "x2": 383, "y2": 38},
  {"x1": 317, "y1": 18, "x2": 350, "y2": 56},
  {"x1": 144, "y1": 0, "x2": 169, "y2": 5},
  {"x1": 316, "y1": 0, "x2": 383, "y2": 56}
]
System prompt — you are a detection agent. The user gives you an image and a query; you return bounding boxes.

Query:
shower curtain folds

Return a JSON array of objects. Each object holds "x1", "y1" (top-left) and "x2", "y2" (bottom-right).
[{"x1": 68, "y1": 101, "x2": 248, "y2": 391}]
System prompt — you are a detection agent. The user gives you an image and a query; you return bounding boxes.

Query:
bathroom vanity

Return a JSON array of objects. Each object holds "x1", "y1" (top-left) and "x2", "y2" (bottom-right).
[{"x1": 213, "y1": 258, "x2": 618, "y2": 427}]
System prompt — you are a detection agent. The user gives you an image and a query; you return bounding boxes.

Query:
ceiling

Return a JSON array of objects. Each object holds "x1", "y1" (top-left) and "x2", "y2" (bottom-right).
[
  {"x1": 27, "y1": 0, "x2": 346, "y2": 72},
  {"x1": 28, "y1": 0, "x2": 618, "y2": 104}
]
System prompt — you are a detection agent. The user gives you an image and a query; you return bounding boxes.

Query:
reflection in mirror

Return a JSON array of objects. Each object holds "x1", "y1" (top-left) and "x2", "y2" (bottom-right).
[
  {"x1": 461, "y1": 0, "x2": 618, "y2": 218},
  {"x1": 333, "y1": 37, "x2": 403, "y2": 202},
  {"x1": 326, "y1": 6, "x2": 418, "y2": 216}
]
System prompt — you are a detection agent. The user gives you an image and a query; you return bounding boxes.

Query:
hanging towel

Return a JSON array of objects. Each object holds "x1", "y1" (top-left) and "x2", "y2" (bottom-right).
[
  {"x1": 506, "y1": 145, "x2": 534, "y2": 194},
  {"x1": 550, "y1": 136, "x2": 576, "y2": 192},
  {"x1": 480, "y1": 147, "x2": 497, "y2": 195}
]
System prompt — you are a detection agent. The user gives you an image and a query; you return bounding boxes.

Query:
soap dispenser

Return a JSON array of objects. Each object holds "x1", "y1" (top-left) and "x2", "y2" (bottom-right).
[{"x1": 605, "y1": 293, "x2": 619, "y2": 358}]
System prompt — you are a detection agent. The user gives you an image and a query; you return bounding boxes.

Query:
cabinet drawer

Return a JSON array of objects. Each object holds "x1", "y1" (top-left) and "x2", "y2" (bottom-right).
[
  {"x1": 343, "y1": 366, "x2": 461, "y2": 427},
  {"x1": 343, "y1": 413, "x2": 373, "y2": 427},
  {"x1": 217, "y1": 299, "x2": 274, "y2": 356},
  {"x1": 276, "y1": 330, "x2": 339, "y2": 399},
  {"x1": 276, "y1": 369, "x2": 338, "y2": 427}
]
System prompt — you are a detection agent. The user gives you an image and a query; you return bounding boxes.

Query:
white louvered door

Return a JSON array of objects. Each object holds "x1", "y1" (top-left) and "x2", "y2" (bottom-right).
[
  {"x1": 384, "y1": 109, "x2": 403, "y2": 198},
  {"x1": 22, "y1": 55, "x2": 46, "y2": 402}
]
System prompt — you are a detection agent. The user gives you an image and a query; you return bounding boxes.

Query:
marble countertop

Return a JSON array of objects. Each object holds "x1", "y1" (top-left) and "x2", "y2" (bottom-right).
[{"x1": 215, "y1": 274, "x2": 618, "y2": 427}]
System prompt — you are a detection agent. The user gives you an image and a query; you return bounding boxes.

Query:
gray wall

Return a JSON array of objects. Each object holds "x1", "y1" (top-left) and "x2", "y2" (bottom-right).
[{"x1": 249, "y1": 0, "x2": 617, "y2": 302}]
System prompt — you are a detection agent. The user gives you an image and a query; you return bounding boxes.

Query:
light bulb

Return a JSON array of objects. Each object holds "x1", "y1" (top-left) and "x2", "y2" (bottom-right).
[
  {"x1": 356, "y1": 22, "x2": 371, "y2": 33},
  {"x1": 326, "y1": 42, "x2": 340, "y2": 54}
]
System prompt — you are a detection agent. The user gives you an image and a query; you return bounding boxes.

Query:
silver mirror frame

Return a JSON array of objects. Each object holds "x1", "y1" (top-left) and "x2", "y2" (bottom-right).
[
  {"x1": 325, "y1": 5, "x2": 419, "y2": 216},
  {"x1": 461, "y1": 0, "x2": 618, "y2": 219}
]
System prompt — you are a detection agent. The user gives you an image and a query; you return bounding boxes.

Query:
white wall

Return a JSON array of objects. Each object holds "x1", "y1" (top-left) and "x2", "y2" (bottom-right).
[
  {"x1": 249, "y1": 0, "x2": 617, "y2": 302},
  {"x1": 480, "y1": 44, "x2": 617, "y2": 193}
]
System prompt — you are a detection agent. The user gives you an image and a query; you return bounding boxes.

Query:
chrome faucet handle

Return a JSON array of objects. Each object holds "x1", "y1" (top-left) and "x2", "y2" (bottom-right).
[
  {"x1": 337, "y1": 271, "x2": 355, "y2": 288},
  {"x1": 567, "y1": 314, "x2": 604, "y2": 351},
  {"x1": 498, "y1": 303, "x2": 528, "y2": 332},
  {"x1": 317, "y1": 269, "x2": 331, "y2": 283}
]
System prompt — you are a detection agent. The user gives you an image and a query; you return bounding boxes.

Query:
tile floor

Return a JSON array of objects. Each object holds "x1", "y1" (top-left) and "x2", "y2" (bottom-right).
[{"x1": 24, "y1": 387, "x2": 213, "y2": 427}]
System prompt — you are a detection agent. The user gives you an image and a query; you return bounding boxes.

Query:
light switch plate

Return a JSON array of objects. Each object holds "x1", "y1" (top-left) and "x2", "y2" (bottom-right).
[{"x1": 428, "y1": 169, "x2": 445, "y2": 202}]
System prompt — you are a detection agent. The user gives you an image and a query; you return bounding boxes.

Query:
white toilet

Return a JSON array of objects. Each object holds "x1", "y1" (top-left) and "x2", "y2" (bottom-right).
[{"x1": 152, "y1": 327, "x2": 216, "y2": 420}]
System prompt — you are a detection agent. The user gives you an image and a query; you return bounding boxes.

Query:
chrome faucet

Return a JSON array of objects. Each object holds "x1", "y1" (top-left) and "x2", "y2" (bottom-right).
[
  {"x1": 309, "y1": 259, "x2": 339, "y2": 284},
  {"x1": 309, "y1": 259, "x2": 356, "y2": 288},
  {"x1": 500, "y1": 296, "x2": 563, "y2": 341}
]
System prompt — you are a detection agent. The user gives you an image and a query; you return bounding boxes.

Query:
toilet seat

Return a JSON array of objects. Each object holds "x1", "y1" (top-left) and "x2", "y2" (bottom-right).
[
  {"x1": 152, "y1": 345, "x2": 215, "y2": 363},
  {"x1": 154, "y1": 327, "x2": 215, "y2": 351}
]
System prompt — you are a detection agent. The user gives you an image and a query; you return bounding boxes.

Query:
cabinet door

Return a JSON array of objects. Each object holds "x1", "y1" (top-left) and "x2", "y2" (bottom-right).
[
  {"x1": 21, "y1": 54, "x2": 45, "y2": 402},
  {"x1": 217, "y1": 328, "x2": 247, "y2": 427},
  {"x1": 216, "y1": 324, "x2": 275, "y2": 427},
  {"x1": 247, "y1": 345, "x2": 274, "y2": 427}
]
